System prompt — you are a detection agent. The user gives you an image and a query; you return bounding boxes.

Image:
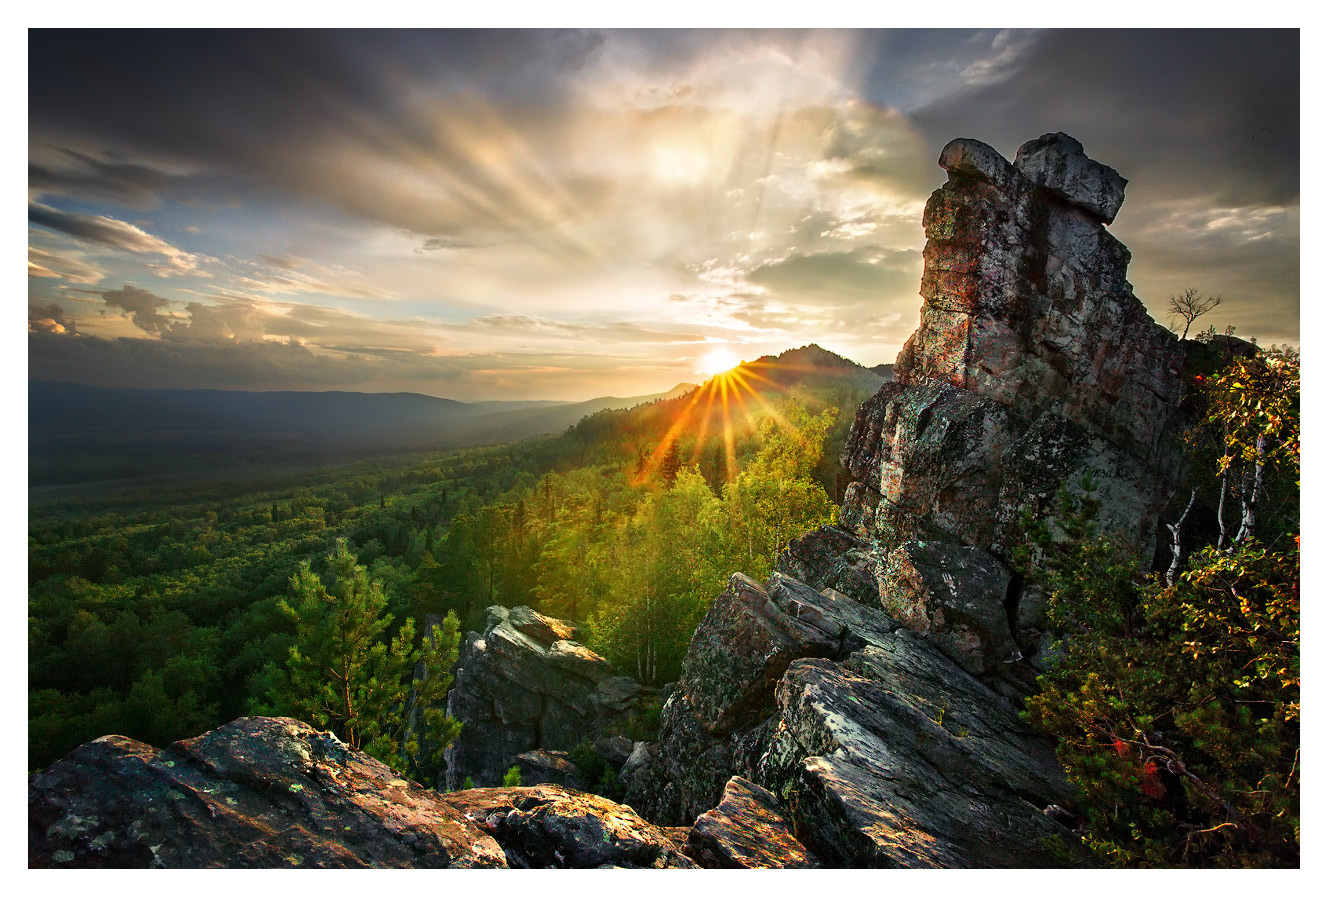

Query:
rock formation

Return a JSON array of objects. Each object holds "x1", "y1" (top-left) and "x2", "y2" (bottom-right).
[
  {"x1": 28, "y1": 717, "x2": 510, "y2": 868},
  {"x1": 621, "y1": 133, "x2": 1186, "y2": 866},
  {"x1": 29, "y1": 716, "x2": 819, "y2": 869},
  {"x1": 621, "y1": 572, "x2": 1079, "y2": 866},
  {"x1": 834, "y1": 132, "x2": 1186, "y2": 681},
  {"x1": 443, "y1": 604, "x2": 646, "y2": 789}
]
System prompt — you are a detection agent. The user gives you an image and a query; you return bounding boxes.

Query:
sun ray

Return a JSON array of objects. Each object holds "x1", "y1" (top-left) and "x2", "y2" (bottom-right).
[{"x1": 719, "y1": 373, "x2": 738, "y2": 483}]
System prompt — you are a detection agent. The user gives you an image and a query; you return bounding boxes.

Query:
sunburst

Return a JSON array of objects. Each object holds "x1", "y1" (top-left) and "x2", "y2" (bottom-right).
[
  {"x1": 634, "y1": 356, "x2": 797, "y2": 487},
  {"x1": 697, "y1": 347, "x2": 741, "y2": 378}
]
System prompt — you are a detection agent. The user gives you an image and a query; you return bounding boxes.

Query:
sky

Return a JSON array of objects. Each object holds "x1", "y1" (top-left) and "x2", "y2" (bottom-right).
[{"x1": 26, "y1": 28, "x2": 1300, "y2": 401}]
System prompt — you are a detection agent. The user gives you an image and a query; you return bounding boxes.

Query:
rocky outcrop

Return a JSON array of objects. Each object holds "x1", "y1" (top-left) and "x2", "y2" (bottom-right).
[
  {"x1": 626, "y1": 134, "x2": 1182, "y2": 866},
  {"x1": 444, "y1": 605, "x2": 645, "y2": 789},
  {"x1": 28, "y1": 717, "x2": 509, "y2": 868},
  {"x1": 839, "y1": 131, "x2": 1186, "y2": 678},
  {"x1": 30, "y1": 716, "x2": 827, "y2": 869},
  {"x1": 623, "y1": 572, "x2": 1080, "y2": 866}
]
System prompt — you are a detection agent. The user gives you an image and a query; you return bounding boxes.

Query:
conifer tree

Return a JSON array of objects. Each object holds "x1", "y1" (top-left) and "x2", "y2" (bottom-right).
[{"x1": 271, "y1": 539, "x2": 462, "y2": 775}]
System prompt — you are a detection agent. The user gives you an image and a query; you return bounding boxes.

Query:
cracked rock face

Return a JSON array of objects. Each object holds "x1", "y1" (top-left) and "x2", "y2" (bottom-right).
[
  {"x1": 754, "y1": 641, "x2": 1076, "y2": 868},
  {"x1": 836, "y1": 133, "x2": 1187, "y2": 686},
  {"x1": 879, "y1": 540, "x2": 1016, "y2": 676},
  {"x1": 444, "y1": 605, "x2": 644, "y2": 789},
  {"x1": 622, "y1": 571, "x2": 1080, "y2": 866},
  {"x1": 29, "y1": 718, "x2": 765, "y2": 869},
  {"x1": 849, "y1": 133, "x2": 1185, "y2": 571}
]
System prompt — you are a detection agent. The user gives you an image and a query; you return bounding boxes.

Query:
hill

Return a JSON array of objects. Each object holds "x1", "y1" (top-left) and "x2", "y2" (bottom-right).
[{"x1": 27, "y1": 381, "x2": 691, "y2": 492}]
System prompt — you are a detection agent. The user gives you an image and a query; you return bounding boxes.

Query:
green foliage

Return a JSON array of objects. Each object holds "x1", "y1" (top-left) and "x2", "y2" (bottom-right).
[
  {"x1": 502, "y1": 765, "x2": 522, "y2": 787},
  {"x1": 723, "y1": 403, "x2": 840, "y2": 579},
  {"x1": 265, "y1": 540, "x2": 462, "y2": 777},
  {"x1": 569, "y1": 741, "x2": 626, "y2": 802},
  {"x1": 28, "y1": 379, "x2": 860, "y2": 769},
  {"x1": 1026, "y1": 348, "x2": 1299, "y2": 867},
  {"x1": 1188, "y1": 347, "x2": 1299, "y2": 548}
]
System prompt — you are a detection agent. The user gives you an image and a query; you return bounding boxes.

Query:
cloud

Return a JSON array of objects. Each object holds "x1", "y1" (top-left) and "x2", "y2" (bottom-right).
[
  {"x1": 28, "y1": 149, "x2": 183, "y2": 209},
  {"x1": 28, "y1": 203, "x2": 204, "y2": 275},
  {"x1": 101, "y1": 285, "x2": 178, "y2": 335},
  {"x1": 28, "y1": 245, "x2": 105, "y2": 284},
  {"x1": 232, "y1": 256, "x2": 389, "y2": 300},
  {"x1": 26, "y1": 30, "x2": 1298, "y2": 391},
  {"x1": 29, "y1": 302, "x2": 77, "y2": 335},
  {"x1": 748, "y1": 246, "x2": 920, "y2": 302},
  {"x1": 909, "y1": 30, "x2": 1298, "y2": 209}
]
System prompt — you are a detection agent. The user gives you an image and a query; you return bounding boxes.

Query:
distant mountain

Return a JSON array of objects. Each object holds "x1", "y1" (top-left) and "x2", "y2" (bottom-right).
[
  {"x1": 453, "y1": 384, "x2": 698, "y2": 446},
  {"x1": 27, "y1": 381, "x2": 687, "y2": 489},
  {"x1": 728, "y1": 344, "x2": 889, "y2": 393},
  {"x1": 27, "y1": 346, "x2": 880, "y2": 492}
]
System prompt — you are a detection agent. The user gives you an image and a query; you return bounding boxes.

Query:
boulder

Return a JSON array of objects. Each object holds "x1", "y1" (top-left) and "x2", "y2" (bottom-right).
[
  {"x1": 776, "y1": 525, "x2": 882, "y2": 605},
  {"x1": 28, "y1": 717, "x2": 508, "y2": 868},
  {"x1": 442, "y1": 784, "x2": 697, "y2": 868},
  {"x1": 686, "y1": 776, "x2": 820, "y2": 868},
  {"x1": 444, "y1": 605, "x2": 646, "y2": 789},
  {"x1": 514, "y1": 750, "x2": 587, "y2": 790},
  {"x1": 1013, "y1": 132, "x2": 1127, "y2": 224},
  {"x1": 593, "y1": 735, "x2": 636, "y2": 769}
]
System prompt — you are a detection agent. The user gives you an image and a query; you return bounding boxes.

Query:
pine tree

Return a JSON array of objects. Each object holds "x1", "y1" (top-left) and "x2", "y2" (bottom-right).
[{"x1": 271, "y1": 539, "x2": 462, "y2": 774}]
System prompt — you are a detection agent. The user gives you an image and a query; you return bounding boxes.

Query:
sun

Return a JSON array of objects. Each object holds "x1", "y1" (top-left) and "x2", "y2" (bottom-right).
[{"x1": 697, "y1": 347, "x2": 741, "y2": 378}]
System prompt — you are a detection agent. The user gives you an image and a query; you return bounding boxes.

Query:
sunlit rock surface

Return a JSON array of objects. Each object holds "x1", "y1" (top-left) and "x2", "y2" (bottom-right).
[
  {"x1": 28, "y1": 717, "x2": 508, "y2": 868},
  {"x1": 687, "y1": 776, "x2": 820, "y2": 868}
]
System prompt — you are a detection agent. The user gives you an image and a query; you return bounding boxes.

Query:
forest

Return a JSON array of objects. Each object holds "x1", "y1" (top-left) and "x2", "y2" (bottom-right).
[{"x1": 28, "y1": 348, "x2": 881, "y2": 771}]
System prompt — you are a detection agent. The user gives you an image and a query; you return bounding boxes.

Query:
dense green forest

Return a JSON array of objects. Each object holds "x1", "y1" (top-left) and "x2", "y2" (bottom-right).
[{"x1": 29, "y1": 353, "x2": 879, "y2": 771}]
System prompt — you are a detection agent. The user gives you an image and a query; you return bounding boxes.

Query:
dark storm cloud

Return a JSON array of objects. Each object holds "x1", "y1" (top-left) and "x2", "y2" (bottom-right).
[
  {"x1": 27, "y1": 30, "x2": 614, "y2": 243},
  {"x1": 27, "y1": 149, "x2": 232, "y2": 209},
  {"x1": 907, "y1": 30, "x2": 1299, "y2": 208}
]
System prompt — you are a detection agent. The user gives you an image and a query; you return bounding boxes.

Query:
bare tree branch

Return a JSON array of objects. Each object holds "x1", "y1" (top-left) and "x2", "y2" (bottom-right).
[{"x1": 1169, "y1": 289, "x2": 1223, "y2": 340}]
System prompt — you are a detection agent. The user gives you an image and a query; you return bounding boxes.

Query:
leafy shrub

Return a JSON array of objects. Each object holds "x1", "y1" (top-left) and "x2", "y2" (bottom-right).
[{"x1": 1024, "y1": 348, "x2": 1299, "y2": 867}]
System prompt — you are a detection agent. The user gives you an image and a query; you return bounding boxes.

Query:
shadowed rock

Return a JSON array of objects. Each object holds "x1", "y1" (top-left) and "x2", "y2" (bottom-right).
[
  {"x1": 776, "y1": 525, "x2": 883, "y2": 605},
  {"x1": 879, "y1": 540, "x2": 1017, "y2": 675},
  {"x1": 444, "y1": 605, "x2": 645, "y2": 789}
]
